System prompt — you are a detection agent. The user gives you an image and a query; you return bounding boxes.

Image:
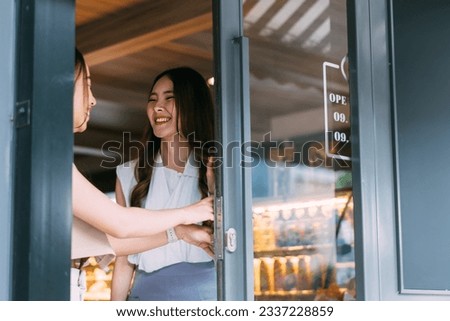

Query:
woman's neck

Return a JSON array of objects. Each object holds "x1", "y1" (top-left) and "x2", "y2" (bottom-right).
[{"x1": 160, "y1": 134, "x2": 190, "y2": 173}]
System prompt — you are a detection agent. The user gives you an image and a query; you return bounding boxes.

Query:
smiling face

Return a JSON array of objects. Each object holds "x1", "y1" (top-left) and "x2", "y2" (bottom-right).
[
  {"x1": 73, "y1": 62, "x2": 96, "y2": 133},
  {"x1": 147, "y1": 75, "x2": 179, "y2": 141}
]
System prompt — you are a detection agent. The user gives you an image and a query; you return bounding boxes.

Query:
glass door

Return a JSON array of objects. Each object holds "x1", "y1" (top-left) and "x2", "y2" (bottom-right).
[{"x1": 244, "y1": 0, "x2": 355, "y2": 301}]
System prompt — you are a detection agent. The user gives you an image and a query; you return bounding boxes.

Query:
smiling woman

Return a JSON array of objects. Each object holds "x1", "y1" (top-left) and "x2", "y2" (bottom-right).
[
  {"x1": 111, "y1": 66, "x2": 216, "y2": 301},
  {"x1": 147, "y1": 76, "x2": 178, "y2": 140},
  {"x1": 74, "y1": 0, "x2": 214, "y2": 193}
]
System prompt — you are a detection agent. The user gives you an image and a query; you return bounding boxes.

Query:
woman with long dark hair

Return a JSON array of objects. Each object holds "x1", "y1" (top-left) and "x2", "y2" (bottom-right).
[{"x1": 111, "y1": 67, "x2": 216, "y2": 301}]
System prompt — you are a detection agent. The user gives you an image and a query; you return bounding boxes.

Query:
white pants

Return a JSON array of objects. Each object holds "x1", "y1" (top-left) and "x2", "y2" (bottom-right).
[{"x1": 70, "y1": 268, "x2": 86, "y2": 301}]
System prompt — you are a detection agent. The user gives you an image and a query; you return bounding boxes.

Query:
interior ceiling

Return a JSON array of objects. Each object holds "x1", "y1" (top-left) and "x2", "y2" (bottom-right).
[{"x1": 74, "y1": 0, "x2": 347, "y2": 192}]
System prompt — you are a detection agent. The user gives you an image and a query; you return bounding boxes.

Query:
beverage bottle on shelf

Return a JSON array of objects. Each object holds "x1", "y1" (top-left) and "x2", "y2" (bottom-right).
[
  {"x1": 295, "y1": 208, "x2": 307, "y2": 245},
  {"x1": 285, "y1": 209, "x2": 301, "y2": 247},
  {"x1": 274, "y1": 257, "x2": 286, "y2": 292},
  {"x1": 253, "y1": 258, "x2": 262, "y2": 295},
  {"x1": 283, "y1": 256, "x2": 298, "y2": 291},
  {"x1": 260, "y1": 257, "x2": 275, "y2": 293},
  {"x1": 274, "y1": 210, "x2": 287, "y2": 248},
  {"x1": 303, "y1": 208, "x2": 315, "y2": 246},
  {"x1": 311, "y1": 206, "x2": 325, "y2": 245},
  {"x1": 297, "y1": 255, "x2": 312, "y2": 290},
  {"x1": 253, "y1": 210, "x2": 276, "y2": 252},
  {"x1": 310, "y1": 254, "x2": 324, "y2": 290},
  {"x1": 259, "y1": 259, "x2": 270, "y2": 293}
]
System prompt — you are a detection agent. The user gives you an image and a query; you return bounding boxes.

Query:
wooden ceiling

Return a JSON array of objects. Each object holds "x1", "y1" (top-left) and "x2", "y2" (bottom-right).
[{"x1": 74, "y1": 0, "x2": 347, "y2": 192}]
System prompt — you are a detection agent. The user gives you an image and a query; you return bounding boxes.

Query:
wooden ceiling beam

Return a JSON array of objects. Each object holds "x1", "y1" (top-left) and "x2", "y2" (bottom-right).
[
  {"x1": 157, "y1": 42, "x2": 212, "y2": 60},
  {"x1": 77, "y1": 0, "x2": 212, "y2": 66}
]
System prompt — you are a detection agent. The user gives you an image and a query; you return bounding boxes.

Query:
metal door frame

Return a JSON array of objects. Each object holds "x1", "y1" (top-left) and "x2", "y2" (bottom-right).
[
  {"x1": 12, "y1": 0, "x2": 75, "y2": 300},
  {"x1": 0, "y1": 0, "x2": 17, "y2": 301},
  {"x1": 213, "y1": 0, "x2": 254, "y2": 300}
]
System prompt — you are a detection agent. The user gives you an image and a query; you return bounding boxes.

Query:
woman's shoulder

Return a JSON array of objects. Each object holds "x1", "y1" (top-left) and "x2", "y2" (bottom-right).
[
  {"x1": 116, "y1": 159, "x2": 138, "y2": 178},
  {"x1": 117, "y1": 159, "x2": 138, "y2": 170}
]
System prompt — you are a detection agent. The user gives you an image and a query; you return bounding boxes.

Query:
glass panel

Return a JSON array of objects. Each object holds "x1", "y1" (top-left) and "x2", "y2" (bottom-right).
[{"x1": 244, "y1": 0, "x2": 355, "y2": 301}]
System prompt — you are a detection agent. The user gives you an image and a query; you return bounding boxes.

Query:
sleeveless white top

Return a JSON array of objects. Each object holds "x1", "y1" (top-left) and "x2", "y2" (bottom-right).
[{"x1": 116, "y1": 153, "x2": 212, "y2": 273}]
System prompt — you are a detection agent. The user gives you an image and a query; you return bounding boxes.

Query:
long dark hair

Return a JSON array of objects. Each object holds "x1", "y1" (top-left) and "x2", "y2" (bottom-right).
[
  {"x1": 130, "y1": 67, "x2": 214, "y2": 207},
  {"x1": 75, "y1": 48, "x2": 87, "y2": 81},
  {"x1": 74, "y1": 48, "x2": 89, "y2": 129}
]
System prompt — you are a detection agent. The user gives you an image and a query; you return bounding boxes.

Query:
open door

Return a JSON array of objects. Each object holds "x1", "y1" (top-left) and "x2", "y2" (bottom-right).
[
  {"x1": 213, "y1": 0, "x2": 253, "y2": 300},
  {"x1": 216, "y1": 0, "x2": 357, "y2": 301}
]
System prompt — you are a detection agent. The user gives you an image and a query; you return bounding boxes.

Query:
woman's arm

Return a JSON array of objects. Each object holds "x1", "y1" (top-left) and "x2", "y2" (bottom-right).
[
  {"x1": 107, "y1": 224, "x2": 214, "y2": 256},
  {"x1": 110, "y1": 182, "x2": 139, "y2": 301},
  {"x1": 72, "y1": 165, "x2": 213, "y2": 238},
  {"x1": 110, "y1": 255, "x2": 135, "y2": 301},
  {"x1": 107, "y1": 178, "x2": 168, "y2": 255},
  {"x1": 108, "y1": 178, "x2": 214, "y2": 256}
]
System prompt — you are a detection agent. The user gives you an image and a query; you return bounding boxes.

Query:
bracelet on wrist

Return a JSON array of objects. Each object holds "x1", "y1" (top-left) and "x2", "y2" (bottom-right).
[{"x1": 166, "y1": 227, "x2": 179, "y2": 243}]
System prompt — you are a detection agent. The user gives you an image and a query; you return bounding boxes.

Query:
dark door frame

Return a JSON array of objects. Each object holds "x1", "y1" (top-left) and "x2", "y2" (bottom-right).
[
  {"x1": 0, "y1": 0, "x2": 16, "y2": 301},
  {"x1": 12, "y1": 0, "x2": 75, "y2": 300}
]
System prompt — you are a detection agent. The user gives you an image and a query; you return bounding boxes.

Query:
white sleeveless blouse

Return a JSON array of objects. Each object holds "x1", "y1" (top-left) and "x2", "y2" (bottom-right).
[{"x1": 116, "y1": 153, "x2": 212, "y2": 273}]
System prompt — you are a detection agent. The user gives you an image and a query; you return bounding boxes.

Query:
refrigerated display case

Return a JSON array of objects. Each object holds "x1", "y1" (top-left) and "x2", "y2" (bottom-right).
[{"x1": 253, "y1": 189, "x2": 354, "y2": 301}]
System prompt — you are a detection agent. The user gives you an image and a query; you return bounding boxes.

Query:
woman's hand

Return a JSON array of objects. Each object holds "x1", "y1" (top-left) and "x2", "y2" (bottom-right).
[
  {"x1": 181, "y1": 196, "x2": 214, "y2": 224},
  {"x1": 175, "y1": 224, "x2": 215, "y2": 257},
  {"x1": 206, "y1": 156, "x2": 215, "y2": 195}
]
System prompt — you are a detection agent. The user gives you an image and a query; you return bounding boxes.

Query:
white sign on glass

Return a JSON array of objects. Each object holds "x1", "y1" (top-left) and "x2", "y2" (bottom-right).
[{"x1": 323, "y1": 56, "x2": 351, "y2": 161}]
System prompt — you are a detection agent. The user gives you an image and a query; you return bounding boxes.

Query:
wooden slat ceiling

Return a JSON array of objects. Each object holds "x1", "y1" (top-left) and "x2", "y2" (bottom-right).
[
  {"x1": 76, "y1": 0, "x2": 147, "y2": 25},
  {"x1": 75, "y1": 0, "x2": 348, "y2": 191}
]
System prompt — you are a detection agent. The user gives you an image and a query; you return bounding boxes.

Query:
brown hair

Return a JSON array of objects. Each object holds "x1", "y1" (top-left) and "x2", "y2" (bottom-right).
[{"x1": 130, "y1": 67, "x2": 214, "y2": 207}]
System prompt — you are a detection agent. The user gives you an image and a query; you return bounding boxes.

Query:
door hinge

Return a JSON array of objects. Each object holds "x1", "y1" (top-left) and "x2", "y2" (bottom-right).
[
  {"x1": 15, "y1": 100, "x2": 31, "y2": 128},
  {"x1": 214, "y1": 195, "x2": 224, "y2": 260}
]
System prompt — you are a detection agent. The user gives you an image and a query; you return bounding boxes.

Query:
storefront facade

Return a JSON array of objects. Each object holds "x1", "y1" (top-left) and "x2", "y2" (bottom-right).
[{"x1": 1, "y1": 0, "x2": 449, "y2": 301}]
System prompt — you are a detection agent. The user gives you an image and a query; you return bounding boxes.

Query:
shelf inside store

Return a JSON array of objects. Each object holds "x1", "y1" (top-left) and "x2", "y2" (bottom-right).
[
  {"x1": 255, "y1": 289, "x2": 316, "y2": 301},
  {"x1": 254, "y1": 243, "x2": 334, "y2": 258},
  {"x1": 255, "y1": 287, "x2": 348, "y2": 301}
]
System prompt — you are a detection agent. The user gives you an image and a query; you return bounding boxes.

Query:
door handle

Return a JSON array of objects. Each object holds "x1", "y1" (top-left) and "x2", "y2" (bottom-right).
[{"x1": 225, "y1": 228, "x2": 237, "y2": 253}]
